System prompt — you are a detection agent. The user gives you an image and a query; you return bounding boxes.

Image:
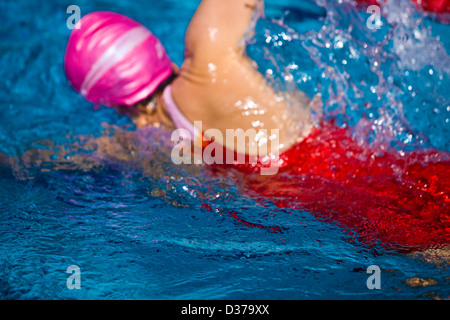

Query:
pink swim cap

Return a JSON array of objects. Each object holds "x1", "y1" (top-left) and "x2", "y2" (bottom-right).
[{"x1": 64, "y1": 11, "x2": 173, "y2": 107}]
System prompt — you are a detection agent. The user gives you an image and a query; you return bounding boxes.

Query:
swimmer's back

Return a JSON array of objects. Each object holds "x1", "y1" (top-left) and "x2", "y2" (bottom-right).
[{"x1": 171, "y1": 0, "x2": 310, "y2": 155}]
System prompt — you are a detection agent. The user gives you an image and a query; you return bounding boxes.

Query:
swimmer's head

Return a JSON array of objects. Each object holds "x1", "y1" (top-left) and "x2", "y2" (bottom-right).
[{"x1": 64, "y1": 11, "x2": 173, "y2": 107}]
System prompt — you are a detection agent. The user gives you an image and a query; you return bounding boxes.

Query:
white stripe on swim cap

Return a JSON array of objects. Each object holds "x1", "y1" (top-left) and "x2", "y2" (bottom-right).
[{"x1": 80, "y1": 26, "x2": 152, "y2": 99}]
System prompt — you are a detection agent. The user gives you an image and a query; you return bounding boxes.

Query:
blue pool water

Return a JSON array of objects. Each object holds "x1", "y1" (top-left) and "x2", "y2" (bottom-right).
[{"x1": 0, "y1": 0, "x2": 449, "y2": 299}]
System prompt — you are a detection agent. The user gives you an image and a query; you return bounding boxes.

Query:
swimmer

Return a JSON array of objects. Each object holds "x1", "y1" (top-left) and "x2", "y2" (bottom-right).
[
  {"x1": 5, "y1": 0, "x2": 449, "y2": 258},
  {"x1": 64, "y1": 0, "x2": 312, "y2": 161}
]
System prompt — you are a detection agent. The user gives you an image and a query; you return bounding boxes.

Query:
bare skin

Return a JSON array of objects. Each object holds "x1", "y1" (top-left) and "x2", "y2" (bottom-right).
[{"x1": 133, "y1": 0, "x2": 312, "y2": 157}]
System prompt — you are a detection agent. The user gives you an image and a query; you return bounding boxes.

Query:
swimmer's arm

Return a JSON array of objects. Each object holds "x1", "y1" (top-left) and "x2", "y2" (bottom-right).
[
  {"x1": 185, "y1": 0, "x2": 264, "y2": 58},
  {"x1": 3, "y1": 130, "x2": 140, "y2": 180},
  {"x1": 3, "y1": 128, "x2": 196, "y2": 181}
]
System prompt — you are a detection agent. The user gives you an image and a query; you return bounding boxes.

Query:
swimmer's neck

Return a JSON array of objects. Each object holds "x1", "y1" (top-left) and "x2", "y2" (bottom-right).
[{"x1": 133, "y1": 92, "x2": 175, "y2": 130}]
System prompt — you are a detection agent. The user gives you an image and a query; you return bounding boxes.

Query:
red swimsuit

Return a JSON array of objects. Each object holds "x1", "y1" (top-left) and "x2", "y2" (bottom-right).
[
  {"x1": 356, "y1": 0, "x2": 450, "y2": 14},
  {"x1": 217, "y1": 122, "x2": 450, "y2": 253}
]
